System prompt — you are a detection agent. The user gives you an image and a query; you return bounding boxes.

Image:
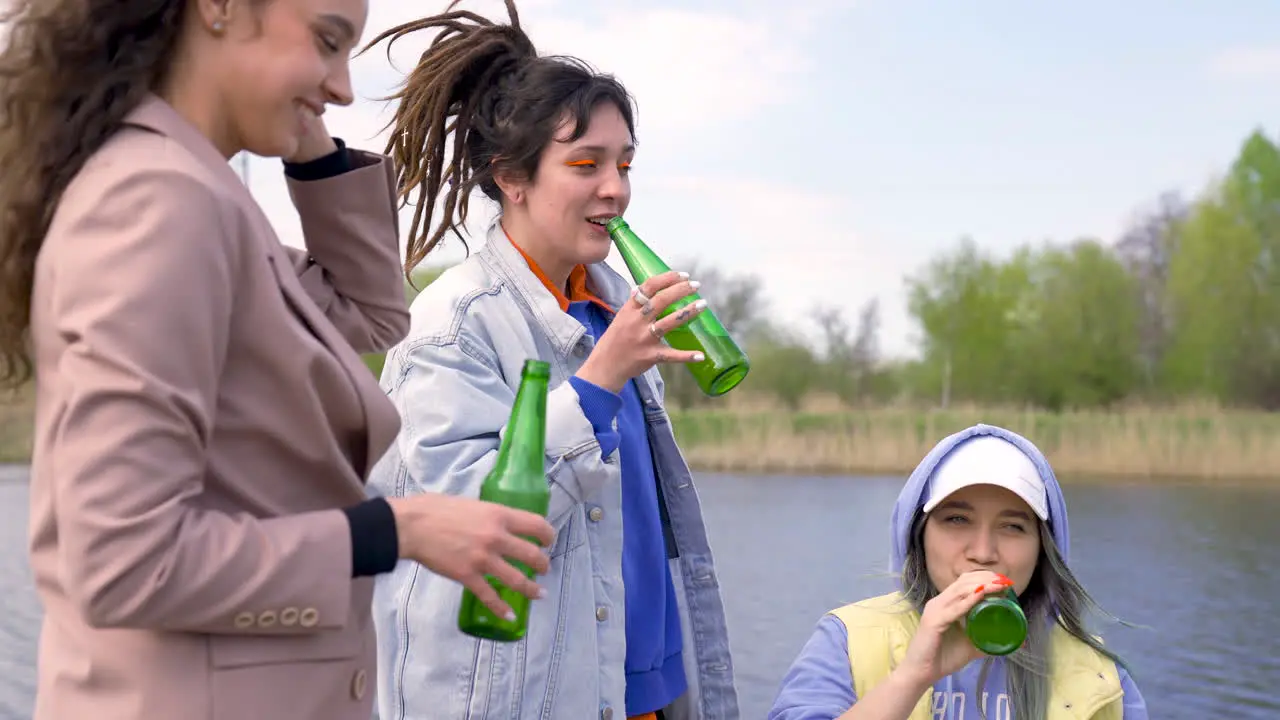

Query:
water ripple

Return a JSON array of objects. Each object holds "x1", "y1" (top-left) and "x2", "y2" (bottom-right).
[{"x1": 0, "y1": 469, "x2": 1277, "y2": 719}]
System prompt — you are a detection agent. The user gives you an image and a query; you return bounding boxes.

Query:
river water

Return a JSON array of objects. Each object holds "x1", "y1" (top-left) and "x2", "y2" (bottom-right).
[{"x1": 0, "y1": 464, "x2": 1276, "y2": 719}]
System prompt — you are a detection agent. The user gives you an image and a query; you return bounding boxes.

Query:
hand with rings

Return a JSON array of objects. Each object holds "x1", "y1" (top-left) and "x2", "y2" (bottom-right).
[{"x1": 574, "y1": 270, "x2": 709, "y2": 393}]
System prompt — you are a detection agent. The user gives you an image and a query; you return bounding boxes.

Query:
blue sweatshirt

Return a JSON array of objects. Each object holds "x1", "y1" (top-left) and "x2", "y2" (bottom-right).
[{"x1": 567, "y1": 299, "x2": 687, "y2": 716}]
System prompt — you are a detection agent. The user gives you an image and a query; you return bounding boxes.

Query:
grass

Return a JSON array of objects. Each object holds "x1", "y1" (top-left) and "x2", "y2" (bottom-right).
[
  {"x1": 668, "y1": 396, "x2": 1280, "y2": 482},
  {"x1": 0, "y1": 385, "x2": 33, "y2": 464},
  {"x1": 5, "y1": 382, "x2": 1280, "y2": 482}
]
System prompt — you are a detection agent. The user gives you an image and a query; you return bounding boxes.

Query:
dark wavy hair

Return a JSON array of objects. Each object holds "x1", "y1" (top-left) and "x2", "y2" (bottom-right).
[
  {"x1": 0, "y1": 0, "x2": 270, "y2": 389},
  {"x1": 360, "y1": 0, "x2": 637, "y2": 280}
]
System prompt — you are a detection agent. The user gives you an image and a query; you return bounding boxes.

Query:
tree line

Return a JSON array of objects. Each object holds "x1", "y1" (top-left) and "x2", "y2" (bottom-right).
[
  {"x1": 380, "y1": 128, "x2": 1280, "y2": 413},
  {"x1": 659, "y1": 128, "x2": 1280, "y2": 412}
]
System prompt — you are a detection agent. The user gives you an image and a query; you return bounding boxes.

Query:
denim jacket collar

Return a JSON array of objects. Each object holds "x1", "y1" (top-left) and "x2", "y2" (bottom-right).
[{"x1": 477, "y1": 220, "x2": 637, "y2": 357}]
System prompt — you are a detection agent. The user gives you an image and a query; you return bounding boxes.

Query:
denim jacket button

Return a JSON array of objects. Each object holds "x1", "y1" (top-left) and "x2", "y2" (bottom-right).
[
  {"x1": 600, "y1": 706, "x2": 613, "y2": 720},
  {"x1": 595, "y1": 606, "x2": 609, "y2": 621},
  {"x1": 588, "y1": 506, "x2": 603, "y2": 522}
]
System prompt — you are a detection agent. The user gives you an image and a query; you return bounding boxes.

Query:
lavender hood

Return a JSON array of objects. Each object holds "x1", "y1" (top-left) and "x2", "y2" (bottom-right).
[{"x1": 889, "y1": 423, "x2": 1072, "y2": 574}]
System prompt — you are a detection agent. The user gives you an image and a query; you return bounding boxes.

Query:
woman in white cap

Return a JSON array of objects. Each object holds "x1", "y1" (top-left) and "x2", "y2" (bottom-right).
[{"x1": 768, "y1": 424, "x2": 1149, "y2": 720}]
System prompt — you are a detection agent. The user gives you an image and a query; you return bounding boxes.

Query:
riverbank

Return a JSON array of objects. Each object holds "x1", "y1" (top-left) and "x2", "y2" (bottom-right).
[
  {"x1": 668, "y1": 400, "x2": 1280, "y2": 482},
  {"x1": 5, "y1": 386, "x2": 1280, "y2": 481}
]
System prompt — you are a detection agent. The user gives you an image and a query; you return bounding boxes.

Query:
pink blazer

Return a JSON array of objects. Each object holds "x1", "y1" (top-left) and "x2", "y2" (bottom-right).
[{"x1": 25, "y1": 95, "x2": 409, "y2": 719}]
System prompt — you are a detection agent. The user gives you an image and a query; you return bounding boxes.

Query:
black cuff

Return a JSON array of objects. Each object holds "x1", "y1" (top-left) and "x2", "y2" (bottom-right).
[
  {"x1": 283, "y1": 137, "x2": 351, "y2": 181},
  {"x1": 342, "y1": 496, "x2": 399, "y2": 577}
]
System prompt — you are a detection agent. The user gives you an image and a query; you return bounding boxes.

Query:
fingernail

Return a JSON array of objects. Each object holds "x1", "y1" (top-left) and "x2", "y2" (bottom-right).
[
  {"x1": 689, "y1": 280, "x2": 701, "y2": 289},
  {"x1": 974, "y1": 584, "x2": 985, "y2": 594},
  {"x1": 693, "y1": 299, "x2": 708, "y2": 310},
  {"x1": 692, "y1": 352, "x2": 705, "y2": 362},
  {"x1": 537, "y1": 588, "x2": 548, "y2": 599},
  {"x1": 678, "y1": 271, "x2": 690, "y2": 279},
  {"x1": 505, "y1": 611, "x2": 517, "y2": 621}
]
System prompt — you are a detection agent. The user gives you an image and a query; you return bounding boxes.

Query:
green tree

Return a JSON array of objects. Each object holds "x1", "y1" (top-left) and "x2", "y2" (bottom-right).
[
  {"x1": 1162, "y1": 130, "x2": 1280, "y2": 407},
  {"x1": 905, "y1": 237, "x2": 1028, "y2": 406},
  {"x1": 746, "y1": 326, "x2": 820, "y2": 411},
  {"x1": 1011, "y1": 240, "x2": 1142, "y2": 410}
]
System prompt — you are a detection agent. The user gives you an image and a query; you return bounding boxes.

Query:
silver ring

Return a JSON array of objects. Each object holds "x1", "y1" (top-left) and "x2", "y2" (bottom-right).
[
  {"x1": 648, "y1": 322, "x2": 663, "y2": 340},
  {"x1": 632, "y1": 287, "x2": 651, "y2": 306}
]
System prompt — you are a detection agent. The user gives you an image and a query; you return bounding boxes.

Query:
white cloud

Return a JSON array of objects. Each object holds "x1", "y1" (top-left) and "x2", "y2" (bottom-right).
[
  {"x1": 1207, "y1": 46, "x2": 1280, "y2": 79},
  {"x1": 246, "y1": 0, "x2": 904, "y2": 352},
  {"x1": 612, "y1": 173, "x2": 918, "y2": 358}
]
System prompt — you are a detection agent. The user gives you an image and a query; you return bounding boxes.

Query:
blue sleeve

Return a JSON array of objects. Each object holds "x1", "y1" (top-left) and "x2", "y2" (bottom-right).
[
  {"x1": 1118, "y1": 665, "x2": 1148, "y2": 720},
  {"x1": 767, "y1": 614, "x2": 858, "y2": 720},
  {"x1": 567, "y1": 375, "x2": 622, "y2": 458}
]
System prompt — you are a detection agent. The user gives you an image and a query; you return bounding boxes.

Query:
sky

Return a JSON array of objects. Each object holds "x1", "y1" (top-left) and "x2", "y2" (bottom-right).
[{"x1": 245, "y1": 0, "x2": 1280, "y2": 359}]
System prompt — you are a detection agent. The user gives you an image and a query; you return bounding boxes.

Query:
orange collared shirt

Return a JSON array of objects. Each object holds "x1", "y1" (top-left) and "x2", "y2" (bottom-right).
[{"x1": 503, "y1": 225, "x2": 614, "y2": 315}]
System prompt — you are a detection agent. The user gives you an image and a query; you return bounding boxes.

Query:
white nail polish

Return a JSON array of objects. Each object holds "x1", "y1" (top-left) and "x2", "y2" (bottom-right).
[
  {"x1": 689, "y1": 280, "x2": 701, "y2": 289},
  {"x1": 694, "y1": 299, "x2": 708, "y2": 310},
  {"x1": 506, "y1": 611, "x2": 517, "y2": 622},
  {"x1": 692, "y1": 352, "x2": 706, "y2": 362},
  {"x1": 678, "y1": 271, "x2": 690, "y2": 279}
]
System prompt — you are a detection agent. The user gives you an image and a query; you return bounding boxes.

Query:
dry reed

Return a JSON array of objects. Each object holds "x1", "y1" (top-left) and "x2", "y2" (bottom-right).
[
  {"x1": 669, "y1": 395, "x2": 1280, "y2": 483},
  {"x1": 0, "y1": 384, "x2": 33, "y2": 464},
  {"x1": 5, "y1": 386, "x2": 1280, "y2": 482}
]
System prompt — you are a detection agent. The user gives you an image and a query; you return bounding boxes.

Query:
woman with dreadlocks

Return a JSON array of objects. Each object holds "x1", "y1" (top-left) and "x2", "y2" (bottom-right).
[
  {"x1": 0, "y1": 1, "x2": 552, "y2": 718},
  {"x1": 363, "y1": 2, "x2": 738, "y2": 719},
  {"x1": 767, "y1": 424, "x2": 1149, "y2": 720}
]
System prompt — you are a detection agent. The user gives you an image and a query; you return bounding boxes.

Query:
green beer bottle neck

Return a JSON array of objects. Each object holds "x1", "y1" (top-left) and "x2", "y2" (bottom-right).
[
  {"x1": 605, "y1": 217, "x2": 671, "y2": 282},
  {"x1": 492, "y1": 374, "x2": 549, "y2": 484}
]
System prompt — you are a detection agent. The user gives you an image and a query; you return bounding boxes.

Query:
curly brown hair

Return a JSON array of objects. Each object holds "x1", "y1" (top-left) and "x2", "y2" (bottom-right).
[
  {"x1": 361, "y1": 0, "x2": 637, "y2": 281},
  {"x1": 0, "y1": 0, "x2": 194, "y2": 390}
]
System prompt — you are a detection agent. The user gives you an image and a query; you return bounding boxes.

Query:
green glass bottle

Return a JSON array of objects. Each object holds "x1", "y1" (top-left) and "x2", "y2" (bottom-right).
[
  {"x1": 965, "y1": 588, "x2": 1027, "y2": 656},
  {"x1": 605, "y1": 217, "x2": 751, "y2": 397},
  {"x1": 457, "y1": 359, "x2": 552, "y2": 642}
]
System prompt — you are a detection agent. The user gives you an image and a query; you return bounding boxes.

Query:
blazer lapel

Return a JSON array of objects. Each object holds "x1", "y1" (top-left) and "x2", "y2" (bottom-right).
[
  {"x1": 122, "y1": 93, "x2": 394, "y2": 481},
  {"x1": 261, "y1": 242, "x2": 395, "y2": 481}
]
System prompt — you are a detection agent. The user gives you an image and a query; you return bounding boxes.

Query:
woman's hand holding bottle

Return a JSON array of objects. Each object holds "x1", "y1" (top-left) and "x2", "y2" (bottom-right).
[
  {"x1": 575, "y1": 270, "x2": 709, "y2": 393},
  {"x1": 387, "y1": 495, "x2": 555, "y2": 620},
  {"x1": 898, "y1": 570, "x2": 1016, "y2": 687}
]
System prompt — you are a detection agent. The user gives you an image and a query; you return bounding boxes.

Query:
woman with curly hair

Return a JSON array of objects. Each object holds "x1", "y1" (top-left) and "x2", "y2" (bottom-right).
[{"x1": 0, "y1": 1, "x2": 554, "y2": 718}]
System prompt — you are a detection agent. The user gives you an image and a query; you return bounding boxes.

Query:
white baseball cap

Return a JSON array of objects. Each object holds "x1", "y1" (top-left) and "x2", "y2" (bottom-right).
[{"x1": 921, "y1": 435, "x2": 1049, "y2": 521}]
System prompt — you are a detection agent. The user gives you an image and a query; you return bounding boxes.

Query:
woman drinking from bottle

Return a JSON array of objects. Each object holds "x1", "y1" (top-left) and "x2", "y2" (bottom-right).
[
  {"x1": 767, "y1": 424, "x2": 1148, "y2": 720},
  {"x1": 0, "y1": 1, "x2": 553, "y2": 718},
  {"x1": 362, "y1": 2, "x2": 738, "y2": 719}
]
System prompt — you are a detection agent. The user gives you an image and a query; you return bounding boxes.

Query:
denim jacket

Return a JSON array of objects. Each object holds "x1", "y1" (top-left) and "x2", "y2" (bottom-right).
[{"x1": 366, "y1": 221, "x2": 739, "y2": 720}]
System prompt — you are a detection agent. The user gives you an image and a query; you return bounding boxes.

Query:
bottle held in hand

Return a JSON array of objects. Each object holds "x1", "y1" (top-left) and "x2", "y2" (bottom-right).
[
  {"x1": 457, "y1": 359, "x2": 553, "y2": 642},
  {"x1": 965, "y1": 587, "x2": 1027, "y2": 656},
  {"x1": 605, "y1": 216, "x2": 751, "y2": 397}
]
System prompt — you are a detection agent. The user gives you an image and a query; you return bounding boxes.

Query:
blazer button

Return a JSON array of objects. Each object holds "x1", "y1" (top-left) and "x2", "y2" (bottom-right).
[
  {"x1": 588, "y1": 506, "x2": 603, "y2": 522},
  {"x1": 351, "y1": 668, "x2": 368, "y2": 700},
  {"x1": 299, "y1": 607, "x2": 320, "y2": 627},
  {"x1": 233, "y1": 612, "x2": 255, "y2": 629}
]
